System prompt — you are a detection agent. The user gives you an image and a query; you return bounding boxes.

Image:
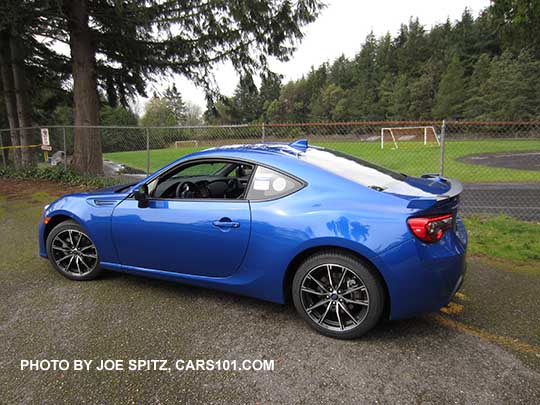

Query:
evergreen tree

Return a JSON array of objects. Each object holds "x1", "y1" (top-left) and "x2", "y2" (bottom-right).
[
  {"x1": 462, "y1": 54, "x2": 492, "y2": 118},
  {"x1": 391, "y1": 74, "x2": 410, "y2": 119},
  {"x1": 100, "y1": 106, "x2": 139, "y2": 152},
  {"x1": 270, "y1": 79, "x2": 310, "y2": 122},
  {"x1": 230, "y1": 76, "x2": 261, "y2": 123},
  {"x1": 490, "y1": 0, "x2": 540, "y2": 58},
  {"x1": 408, "y1": 72, "x2": 435, "y2": 119},
  {"x1": 394, "y1": 19, "x2": 429, "y2": 79},
  {"x1": 164, "y1": 85, "x2": 187, "y2": 125},
  {"x1": 309, "y1": 84, "x2": 345, "y2": 121},
  {"x1": 377, "y1": 74, "x2": 396, "y2": 119},
  {"x1": 348, "y1": 32, "x2": 380, "y2": 119},
  {"x1": 480, "y1": 50, "x2": 540, "y2": 119},
  {"x1": 11, "y1": 0, "x2": 324, "y2": 174},
  {"x1": 328, "y1": 55, "x2": 356, "y2": 89},
  {"x1": 433, "y1": 55, "x2": 466, "y2": 119},
  {"x1": 259, "y1": 72, "x2": 283, "y2": 120}
]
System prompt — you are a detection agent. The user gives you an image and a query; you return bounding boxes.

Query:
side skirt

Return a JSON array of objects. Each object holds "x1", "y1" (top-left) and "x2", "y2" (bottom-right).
[{"x1": 99, "y1": 262, "x2": 284, "y2": 304}]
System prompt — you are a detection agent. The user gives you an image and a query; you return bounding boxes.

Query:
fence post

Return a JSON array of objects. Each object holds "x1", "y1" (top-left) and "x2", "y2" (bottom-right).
[
  {"x1": 0, "y1": 131, "x2": 6, "y2": 169},
  {"x1": 439, "y1": 120, "x2": 446, "y2": 176},
  {"x1": 262, "y1": 122, "x2": 266, "y2": 142},
  {"x1": 62, "y1": 127, "x2": 67, "y2": 170},
  {"x1": 145, "y1": 127, "x2": 150, "y2": 175}
]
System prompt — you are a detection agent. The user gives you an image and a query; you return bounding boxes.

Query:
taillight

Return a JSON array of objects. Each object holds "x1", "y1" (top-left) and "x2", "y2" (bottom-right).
[{"x1": 407, "y1": 214, "x2": 453, "y2": 243}]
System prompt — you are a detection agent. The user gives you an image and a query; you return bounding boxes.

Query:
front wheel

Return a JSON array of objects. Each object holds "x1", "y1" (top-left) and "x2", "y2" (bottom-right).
[
  {"x1": 292, "y1": 251, "x2": 385, "y2": 339},
  {"x1": 46, "y1": 220, "x2": 102, "y2": 281}
]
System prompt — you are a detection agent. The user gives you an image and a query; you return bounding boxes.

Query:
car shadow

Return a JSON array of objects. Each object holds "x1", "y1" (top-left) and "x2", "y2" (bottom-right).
[{"x1": 96, "y1": 269, "x2": 443, "y2": 341}]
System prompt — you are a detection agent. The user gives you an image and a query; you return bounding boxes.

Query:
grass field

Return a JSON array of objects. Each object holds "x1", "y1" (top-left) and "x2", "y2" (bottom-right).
[{"x1": 104, "y1": 139, "x2": 540, "y2": 182}]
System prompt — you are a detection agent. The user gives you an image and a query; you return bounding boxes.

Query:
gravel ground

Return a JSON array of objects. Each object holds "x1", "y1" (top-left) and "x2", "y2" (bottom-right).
[{"x1": 1, "y1": 179, "x2": 539, "y2": 404}]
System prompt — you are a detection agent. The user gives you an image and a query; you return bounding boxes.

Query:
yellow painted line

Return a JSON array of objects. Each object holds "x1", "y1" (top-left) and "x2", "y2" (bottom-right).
[
  {"x1": 434, "y1": 314, "x2": 540, "y2": 355},
  {"x1": 440, "y1": 302, "x2": 464, "y2": 315},
  {"x1": 454, "y1": 292, "x2": 468, "y2": 301},
  {"x1": 0, "y1": 144, "x2": 42, "y2": 150}
]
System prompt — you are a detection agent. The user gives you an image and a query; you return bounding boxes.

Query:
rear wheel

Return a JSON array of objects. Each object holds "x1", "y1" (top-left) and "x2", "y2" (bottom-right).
[
  {"x1": 46, "y1": 220, "x2": 102, "y2": 281},
  {"x1": 292, "y1": 251, "x2": 385, "y2": 339}
]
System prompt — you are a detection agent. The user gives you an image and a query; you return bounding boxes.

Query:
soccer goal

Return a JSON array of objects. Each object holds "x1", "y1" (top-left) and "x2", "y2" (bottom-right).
[
  {"x1": 380, "y1": 126, "x2": 440, "y2": 149},
  {"x1": 174, "y1": 140, "x2": 199, "y2": 149}
]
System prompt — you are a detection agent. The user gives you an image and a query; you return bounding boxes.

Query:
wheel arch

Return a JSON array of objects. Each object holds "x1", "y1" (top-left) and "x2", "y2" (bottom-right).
[
  {"x1": 43, "y1": 214, "x2": 78, "y2": 245},
  {"x1": 283, "y1": 245, "x2": 391, "y2": 319}
]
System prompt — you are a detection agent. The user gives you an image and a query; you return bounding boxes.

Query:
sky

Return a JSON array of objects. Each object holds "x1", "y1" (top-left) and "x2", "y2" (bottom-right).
[{"x1": 137, "y1": 0, "x2": 491, "y2": 114}]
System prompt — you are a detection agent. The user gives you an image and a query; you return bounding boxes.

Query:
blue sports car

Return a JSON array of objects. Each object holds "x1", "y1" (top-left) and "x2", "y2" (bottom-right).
[{"x1": 39, "y1": 140, "x2": 467, "y2": 338}]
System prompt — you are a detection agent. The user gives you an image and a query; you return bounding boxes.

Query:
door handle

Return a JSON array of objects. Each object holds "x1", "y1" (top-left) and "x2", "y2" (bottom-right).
[{"x1": 213, "y1": 218, "x2": 240, "y2": 229}]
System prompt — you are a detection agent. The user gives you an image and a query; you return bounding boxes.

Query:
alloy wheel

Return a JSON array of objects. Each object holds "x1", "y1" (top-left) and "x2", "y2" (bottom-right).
[
  {"x1": 300, "y1": 263, "x2": 370, "y2": 331},
  {"x1": 51, "y1": 229, "x2": 98, "y2": 276}
]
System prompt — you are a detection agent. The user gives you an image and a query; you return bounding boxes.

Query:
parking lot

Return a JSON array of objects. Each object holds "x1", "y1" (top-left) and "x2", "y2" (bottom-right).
[{"x1": 1, "y1": 179, "x2": 539, "y2": 403}]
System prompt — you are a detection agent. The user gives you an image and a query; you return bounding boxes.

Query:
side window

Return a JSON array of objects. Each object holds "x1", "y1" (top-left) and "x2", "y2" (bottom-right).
[
  {"x1": 227, "y1": 164, "x2": 253, "y2": 179},
  {"x1": 171, "y1": 162, "x2": 228, "y2": 177},
  {"x1": 246, "y1": 166, "x2": 303, "y2": 200},
  {"x1": 149, "y1": 160, "x2": 255, "y2": 200}
]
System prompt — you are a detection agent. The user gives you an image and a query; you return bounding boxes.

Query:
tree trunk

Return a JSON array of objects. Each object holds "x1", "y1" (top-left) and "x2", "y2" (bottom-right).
[
  {"x1": 64, "y1": 0, "x2": 103, "y2": 175},
  {"x1": 10, "y1": 36, "x2": 35, "y2": 167},
  {"x1": 0, "y1": 32, "x2": 21, "y2": 168}
]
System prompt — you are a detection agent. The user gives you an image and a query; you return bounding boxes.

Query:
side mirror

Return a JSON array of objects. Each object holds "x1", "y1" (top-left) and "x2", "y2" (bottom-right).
[{"x1": 133, "y1": 184, "x2": 149, "y2": 208}]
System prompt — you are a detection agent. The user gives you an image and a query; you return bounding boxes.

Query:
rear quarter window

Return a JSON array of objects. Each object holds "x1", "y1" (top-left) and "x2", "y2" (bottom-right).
[{"x1": 247, "y1": 166, "x2": 303, "y2": 200}]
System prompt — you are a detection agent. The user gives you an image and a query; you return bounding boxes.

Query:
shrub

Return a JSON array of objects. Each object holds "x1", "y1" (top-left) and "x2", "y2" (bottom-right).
[{"x1": 0, "y1": 166, "x2": 119, "y2": 189}]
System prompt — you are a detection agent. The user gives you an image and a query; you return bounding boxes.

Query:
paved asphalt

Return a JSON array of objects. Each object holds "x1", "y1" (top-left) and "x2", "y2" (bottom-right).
[
  {"x1": 1, "y1": 180, "x2": 540, "y2": 403},
  {"x1": 458, "y1": 150, "x2": 540, "y2": 221},
  {"x1": 458, "y1": 151, "x2": 540, "y2": 171},
  {"x1": 461, "y1": 182, "x2": 540, "y2": 221}
]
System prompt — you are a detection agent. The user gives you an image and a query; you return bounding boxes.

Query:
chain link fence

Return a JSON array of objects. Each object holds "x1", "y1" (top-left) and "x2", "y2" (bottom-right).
[{"x1": 1, "y1": 121, "x2": 539, "y2": 221}]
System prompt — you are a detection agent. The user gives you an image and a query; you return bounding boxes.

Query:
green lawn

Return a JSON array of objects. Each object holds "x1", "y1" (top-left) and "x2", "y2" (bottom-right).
[
  {"x1": 104, "y1": 139, "x2": 540, "y2": 183},
  {"x1": 464, "y1": 215, "x2": 540, "y2": 266}
]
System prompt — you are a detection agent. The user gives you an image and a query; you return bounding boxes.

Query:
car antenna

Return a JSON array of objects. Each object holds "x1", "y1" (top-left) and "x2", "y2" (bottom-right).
[{"x1": 288, "y1": 139, "x2": 308, "y2": 153}]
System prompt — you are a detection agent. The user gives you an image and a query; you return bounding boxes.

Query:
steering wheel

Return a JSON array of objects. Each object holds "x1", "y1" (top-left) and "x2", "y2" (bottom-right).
[
  {"x1": 175, "y1": 181, "x2": 209, "y2": 199},
  {"x1": 225, "y1": 178, "x2": 240, "y2": 196}
]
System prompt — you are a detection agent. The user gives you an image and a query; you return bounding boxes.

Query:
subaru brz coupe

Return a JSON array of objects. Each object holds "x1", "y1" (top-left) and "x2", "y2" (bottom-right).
[{"x1": 39, "y1": 140, "x2": 467, "y2": 338}]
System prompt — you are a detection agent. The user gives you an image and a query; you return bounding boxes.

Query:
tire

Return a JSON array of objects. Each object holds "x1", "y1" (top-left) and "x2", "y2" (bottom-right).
[
  {"x1": 292, "y1": 250, "x2": 385, "y2": 339},
  {"x1": 46, "y1": 220, "x2": 103, "y2": 281}
]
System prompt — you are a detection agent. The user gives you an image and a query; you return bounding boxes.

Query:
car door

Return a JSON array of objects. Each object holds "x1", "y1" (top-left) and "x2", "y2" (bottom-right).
[{"x1": 110, "y1": 160, "x2": 252, "y2": 278}]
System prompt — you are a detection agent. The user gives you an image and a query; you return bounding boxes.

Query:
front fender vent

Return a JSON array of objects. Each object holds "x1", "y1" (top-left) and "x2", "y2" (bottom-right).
[
  {"x1": 86, "y1": 199, "x2": 120, "y2": 208},
  {"x1": 94, "y1": 200, "x2": 117, "y2": 206}
]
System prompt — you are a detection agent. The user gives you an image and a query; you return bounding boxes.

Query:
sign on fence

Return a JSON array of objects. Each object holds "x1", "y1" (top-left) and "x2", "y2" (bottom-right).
[{"x1": 40, "y1": 128, "x2": 51, "y2": 150}]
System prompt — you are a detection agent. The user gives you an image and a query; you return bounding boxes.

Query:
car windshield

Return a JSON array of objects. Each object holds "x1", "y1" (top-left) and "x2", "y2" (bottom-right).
[{"x1": 299, "y1": 147, "x2": 407, "y2": 190}]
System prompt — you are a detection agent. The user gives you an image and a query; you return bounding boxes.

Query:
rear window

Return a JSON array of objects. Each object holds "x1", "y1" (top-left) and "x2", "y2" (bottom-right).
[{"x1": 299, "y1": 147, "x2": 406, "y2": 189}]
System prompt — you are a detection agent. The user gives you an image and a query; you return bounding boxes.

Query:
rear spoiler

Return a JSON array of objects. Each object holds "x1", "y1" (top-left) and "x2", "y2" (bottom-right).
[
  {"x1": 420, "y1": 174, "x2": 463, "y2": 201},
  {"x1": 407, "y1": 174, "x2": 463, "y2": 209}
]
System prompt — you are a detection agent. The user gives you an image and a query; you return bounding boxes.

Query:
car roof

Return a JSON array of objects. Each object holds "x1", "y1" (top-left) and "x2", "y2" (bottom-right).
[
  {"x1": 158, "y1": 139, "x2": 329, "y2": 183},
  {"x1": 200, "y1": 139, "x2": 309, "y2": 158},
  {"x1": 175, "y1": 139, "x2": 314, "y2": 167}
]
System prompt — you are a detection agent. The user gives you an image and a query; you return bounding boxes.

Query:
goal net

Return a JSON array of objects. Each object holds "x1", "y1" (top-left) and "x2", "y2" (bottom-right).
[
  {"x1": 174, "y1": 140, "x2": 199, "y2": 149},
  {"x1": 380, "y1": 126, "x2": 440, "y2": 149}
]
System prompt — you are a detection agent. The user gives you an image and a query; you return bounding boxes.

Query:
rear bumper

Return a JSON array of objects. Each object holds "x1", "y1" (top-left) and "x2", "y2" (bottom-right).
[{"x1": 377, "y1": 227, "x2": 467, "y2": 320}]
